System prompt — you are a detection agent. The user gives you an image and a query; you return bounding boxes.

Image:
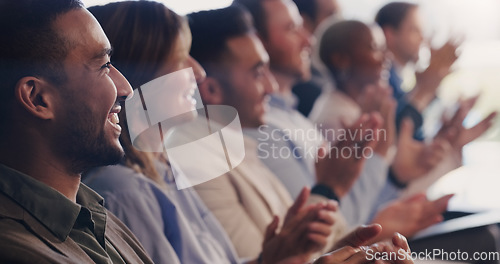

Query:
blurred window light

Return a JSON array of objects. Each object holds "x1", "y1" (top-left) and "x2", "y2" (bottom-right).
[{"x1": 82, "y1": 0, "x2": 231, "y2": 15}]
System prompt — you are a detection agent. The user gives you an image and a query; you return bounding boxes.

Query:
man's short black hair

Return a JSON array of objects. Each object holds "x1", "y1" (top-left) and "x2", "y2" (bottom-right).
[
  {"x1": 319, "y1": 20, "x2": 368, "y2": 89},
  {"x1": 188, "y1": 4, "x2": 254, "y2": 76},
  {"x1": 375, "y1": 2, "x2": 418, "y2": 29},
  {"x1": 0, "y1": 0, "x2": 83, "y2": 127},
  {"x1": 292, "y1": 0, "x2": 317, "y2": 22},
  {"x1": 233, "y1": 0, "x2": 269, "y2": 39}
]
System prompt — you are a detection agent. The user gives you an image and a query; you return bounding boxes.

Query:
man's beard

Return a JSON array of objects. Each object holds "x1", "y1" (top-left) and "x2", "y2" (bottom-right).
[
  {"x1": 59, "y1": 105, "x2": 124, "y2": 174},
  {"x1": 271, "y1": 61, "x2": 311, "y2": 83}
]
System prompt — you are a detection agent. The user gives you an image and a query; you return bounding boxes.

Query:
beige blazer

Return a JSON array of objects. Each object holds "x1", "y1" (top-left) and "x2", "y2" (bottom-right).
[
  {"x1": 193, "y1": 135, "x2": 293, "y2": 258},
  {"x1": 167, "y1": 117, "x2": 347, "y2": 259},
  {"x1": 193, "y1": 135, "x2": 347, "y2": 259}
]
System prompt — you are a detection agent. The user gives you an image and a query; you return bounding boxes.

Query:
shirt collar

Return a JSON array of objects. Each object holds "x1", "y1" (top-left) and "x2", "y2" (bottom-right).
[
  {"x1": 77, "y1": 183, "x2": 106, "y2": 214},
  {"x1": 241, "y1": 129, "x2": 259, "y2": 151},
  {"x1": 390, "y1": 60, "x2": 404, "y2": 77},
  {"x1": 269, "y1": 93, "x2": 298, "y2": 111},
  {"x1": 0, "y1": 164, "x2": 104, "y2": 241}
]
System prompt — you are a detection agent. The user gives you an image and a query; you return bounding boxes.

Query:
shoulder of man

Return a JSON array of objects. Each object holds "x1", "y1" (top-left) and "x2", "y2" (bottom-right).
[
  {"x1": 0, "y1": 192, "x2": 153, "y2": 264},
  {"x1": 0, "y1": 192, "x2": 84, "y2": 263},
  {"x1": 105, "y1": 210, "x2": 154, "y2": 264}
]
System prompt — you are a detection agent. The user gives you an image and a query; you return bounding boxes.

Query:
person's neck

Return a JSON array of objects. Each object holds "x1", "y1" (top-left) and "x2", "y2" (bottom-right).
[
  {"x1": 271, "y1": 69, "x2": 296, "y2": 97},
  {"x1": 338, "y1": 80, "x2": 362, "y2": 102},
  {"x1": 391, "y1": 53, "x2": 408, "y2": 71},
  {"x1": 0, "y1": 136, "x2": 80, "y2": 202}
]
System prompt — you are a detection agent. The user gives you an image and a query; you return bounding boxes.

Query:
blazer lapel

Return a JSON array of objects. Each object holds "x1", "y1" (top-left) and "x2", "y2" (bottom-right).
[{"x1": 235, "y1": 136, "x2": 291, "y2": 217}]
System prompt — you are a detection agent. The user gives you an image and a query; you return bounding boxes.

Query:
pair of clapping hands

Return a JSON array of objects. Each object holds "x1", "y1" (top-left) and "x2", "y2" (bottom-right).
[{"x1": 255, "y1": 187, "x2": 420, "y2": 264}]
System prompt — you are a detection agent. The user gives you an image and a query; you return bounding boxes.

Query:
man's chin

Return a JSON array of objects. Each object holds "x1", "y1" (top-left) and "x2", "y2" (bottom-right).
[
  {"x1": 108, "y1": 144, "x2": 126, "y2": 164},
  {"x1": 411, "y1": 54, "x2": 420, "y2": 64},
  {"x1": 299, "y1": 69, "x2": 312, "y2": 82},
  {"x1": 70, "y1": 146, "x2": 124, "y2": 174},
  {"x1": 88, "y1": 140, "x2": 125, "y2": 166}
]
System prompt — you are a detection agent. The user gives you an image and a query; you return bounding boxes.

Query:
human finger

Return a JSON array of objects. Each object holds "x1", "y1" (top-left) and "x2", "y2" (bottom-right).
[
  {"x1": 316, "y1": 208, "x2": 337, "y2": 226},
  {"x1": 286, "y1": 187, "x2": 311, "y2": 220},
  {"x1": 392, "y1": 232, "x2": 410, "y2": 252},
  {"x1": 334, "y1": 224, "x2": 383, "y2": 249},
  {"x1": 307, "y1": 221, "x2": 334, "y2": 237},
  {"x1": 312, "y1": 246, "x2": 361, "y2": 264},
  {"x1": 264, "y1": 215, "x2": 279, "y2": 242}
]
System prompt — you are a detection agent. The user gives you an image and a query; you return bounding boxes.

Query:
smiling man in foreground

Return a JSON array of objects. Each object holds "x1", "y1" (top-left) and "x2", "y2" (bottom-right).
[{"x1": 0, "y1": 0, "x2": 153, "y2": 262}]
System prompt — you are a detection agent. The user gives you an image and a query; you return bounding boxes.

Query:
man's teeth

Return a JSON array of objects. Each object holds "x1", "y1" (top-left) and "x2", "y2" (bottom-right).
[{"x1": 110, "y1": 113, "x2": 119, "y2": 124}]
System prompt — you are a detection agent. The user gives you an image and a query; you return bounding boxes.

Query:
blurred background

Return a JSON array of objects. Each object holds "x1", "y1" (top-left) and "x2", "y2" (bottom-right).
[{"x1": 83, "y1": 0, "x2": 500, "y2": 210}]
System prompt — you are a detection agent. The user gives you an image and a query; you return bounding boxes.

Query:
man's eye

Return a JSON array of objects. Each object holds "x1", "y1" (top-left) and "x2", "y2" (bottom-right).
[
  {"x1": 255, "y1": 68, "x2": 265, "y2": 78},
  {"x1": 101, "y1": 61, "x2": 112, "y2": 69}
]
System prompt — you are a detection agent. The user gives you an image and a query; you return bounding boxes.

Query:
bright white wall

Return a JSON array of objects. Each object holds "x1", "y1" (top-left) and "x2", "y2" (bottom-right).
[
  {"x1": 339, "y1": 0, "x2": 500, "y2": 43},
  {"x1": 82, "y1": 0, "x2": 231, "y2": 15},
  {"x1": 83, "y1": 0, "x2": 500, "y2": 42}
]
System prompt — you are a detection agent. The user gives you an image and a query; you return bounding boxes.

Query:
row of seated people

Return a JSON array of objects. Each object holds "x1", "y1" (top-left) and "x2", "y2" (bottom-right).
[
  {"x1": 0, "y1": 0, "x2": 415, "y2": 263},
  {"x1": 84, "y1": 0, "x2": 498, "y2": 263},
  {"x1": 84, "y1": 1, "x2": 411, "y2": 263},
  {"x1": 0, "y1": 0, "x2": 497, "y2": 263}
]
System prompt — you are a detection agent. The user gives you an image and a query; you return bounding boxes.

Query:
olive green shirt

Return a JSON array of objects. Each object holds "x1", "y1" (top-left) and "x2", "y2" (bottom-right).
[{"x1": 0, "y1": 164, "x2": 152, "y2": 263}]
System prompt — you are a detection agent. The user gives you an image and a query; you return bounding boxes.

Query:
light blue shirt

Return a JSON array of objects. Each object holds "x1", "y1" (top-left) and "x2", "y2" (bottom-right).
[
  {"x1": 244, "y1": 124, "x2": 313, "y2": 198},
  {"x1": 251, "y1": 93, "x2": 389, "y2": 227},
  {"x1": 84, "y1": 162, "x2": 239, "y2": 264}
]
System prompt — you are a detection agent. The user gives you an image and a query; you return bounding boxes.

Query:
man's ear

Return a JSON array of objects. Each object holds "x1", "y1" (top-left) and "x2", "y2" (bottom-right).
[
  {"x1": 198, "y1": 76, "x2": 225, "y2": 105},
  {"x1": 14, "y1": 77, "x2": 56, "y2": 120},
  {"x1": 329, "y1": 52, "x2": 351, "y2": 71},
  {"x1": 382, "y1": 26, "x2": 397, "y2": 48},
  {"x1": 301, "y1": 14, "x2": 315, "y2": 35}
]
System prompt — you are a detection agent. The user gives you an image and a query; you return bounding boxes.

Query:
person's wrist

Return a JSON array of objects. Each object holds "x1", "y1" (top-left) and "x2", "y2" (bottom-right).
[
  {"x1": 407, "y1": 87, "x2": 435, "y2": 112},
  {"x1": 406, "y1": 91, "x2": 425, "y2": 112},
  {"x1": 374, "y1": 142, "x2": 390, "y2": 157},
  {"x1": 312, "y1": 183, "x2": 341, "y2": 201},
  {"x1": 257, "y1": 252, "x2": 263, "y2": 264},
  {"x1": 388, "y1": 166, "x2": 408, "y2": 189}
]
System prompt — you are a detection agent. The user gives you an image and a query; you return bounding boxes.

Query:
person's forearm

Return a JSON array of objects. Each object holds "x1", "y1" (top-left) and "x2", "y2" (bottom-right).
[{"x1": 406, "y1": 88, "x2": 435, "y2": 112}]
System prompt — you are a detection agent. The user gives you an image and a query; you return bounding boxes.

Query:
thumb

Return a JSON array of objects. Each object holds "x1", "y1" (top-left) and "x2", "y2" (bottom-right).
[
  {"x1": 316, "y1": 144, "x2": 327, "y2": 161},
  {"x1": 403, "y1": 193, "x2": 428, "y2": 204},
  {"x1": 334, "y1": 224, "x2": 383, "y2": 249},
  {"x1": 286, "y1": 187, "x2": 310, "y2": 219},
  {"x1": 432, "y1": 194, "x2": 455, "y2": 213},
  {"x1": 340, "y1": 117, "x2": 349, "y2": 130},
  {"x1": 398, "y1": 118, "x2": 415, "y2": 145},
  {"x1": 392, "y1": 233, "x2": 410, "y2": 251},
  {"x1": 264, "y1": 215, "x2": 279, "y2": 243}
]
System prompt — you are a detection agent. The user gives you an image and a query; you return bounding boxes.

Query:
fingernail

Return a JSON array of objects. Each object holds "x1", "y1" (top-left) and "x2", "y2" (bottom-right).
[{"x1": 359, "y1": 246, "x2": 369, "y2": 252}]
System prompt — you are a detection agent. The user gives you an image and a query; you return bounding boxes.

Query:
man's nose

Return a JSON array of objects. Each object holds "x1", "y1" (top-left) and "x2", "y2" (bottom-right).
[{"x1": 110, "y1": 65, "x2": 133, "y2": 101}]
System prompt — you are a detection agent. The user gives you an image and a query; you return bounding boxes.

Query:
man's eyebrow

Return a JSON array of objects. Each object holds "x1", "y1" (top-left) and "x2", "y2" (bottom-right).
[
  {"x1": 251, "y1": 60, "x2": 265, "y2": 71},
  {"x1": 91, "y1": 47, "x2": 113, "y2": 61}
]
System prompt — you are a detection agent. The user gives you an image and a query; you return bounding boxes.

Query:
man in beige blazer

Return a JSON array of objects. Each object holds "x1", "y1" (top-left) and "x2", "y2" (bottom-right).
[{"x1": 186, "y1": 5, "x2": 359, "y2": 260}]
